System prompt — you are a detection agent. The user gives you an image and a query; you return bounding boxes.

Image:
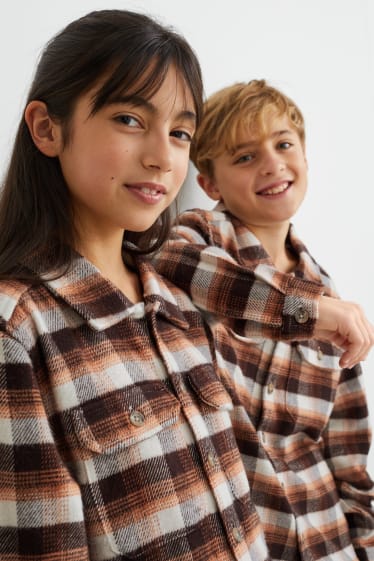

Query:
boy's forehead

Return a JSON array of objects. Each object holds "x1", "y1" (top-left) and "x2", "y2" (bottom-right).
[{"x1": 228, "y1": 112, "x2": 295, "y2": 151}]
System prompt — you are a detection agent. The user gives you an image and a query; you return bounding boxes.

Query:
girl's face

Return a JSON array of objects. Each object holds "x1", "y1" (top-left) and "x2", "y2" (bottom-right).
[{"x1": 57, "y1": 66, "x2": 196, "y2": 241}]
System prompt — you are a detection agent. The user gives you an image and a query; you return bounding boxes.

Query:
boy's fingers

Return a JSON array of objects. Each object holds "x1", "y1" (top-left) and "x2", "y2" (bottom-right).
[
  {"x1": 337, "y1": 327, "x2": 370, "y2": 369},
  {"x1": 315, "y1": 297, "x2": 374, "y2": 367},
  {"x1": 341, "y1": 317, "x2": 374, "y2": 367}
]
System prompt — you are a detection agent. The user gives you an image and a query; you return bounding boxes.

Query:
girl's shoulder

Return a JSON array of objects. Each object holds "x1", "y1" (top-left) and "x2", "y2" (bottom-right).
[
  {"x1": 0, "y1": 278, "x2": 31, "y2": 312},
  {"x1": 0, "y1": 278, "x2": 46, "y2": 329}
]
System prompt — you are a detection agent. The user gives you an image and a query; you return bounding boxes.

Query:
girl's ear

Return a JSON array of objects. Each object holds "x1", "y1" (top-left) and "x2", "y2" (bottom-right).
[
  {"x1": 197, "y1": 173, "x2": 222, "y2": 201},
  {"x1": 24, "y1": 100, "x2": 62, "y2": 157}
]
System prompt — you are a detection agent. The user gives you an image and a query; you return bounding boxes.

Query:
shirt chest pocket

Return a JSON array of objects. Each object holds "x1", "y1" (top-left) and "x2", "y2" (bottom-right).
[
  {"x1": 64, "y1": 373, "x2": 247, "y2": 558},
  {"x1": 66, "y1": 382, "x2": 206, "y2": 557},
  {"x1": 285, "y1": 343, "x2": 342, "y2": 439},
  {"x1": 68, "y1": 380, "x2": 181, "y2": 455}
]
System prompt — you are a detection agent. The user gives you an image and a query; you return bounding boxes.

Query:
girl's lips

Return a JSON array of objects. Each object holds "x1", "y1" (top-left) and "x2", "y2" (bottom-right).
[
  {"x1": 125, "y1": 182, "x2": 167, "y2": 204},
  {"x1": 257, "y1": 181, "x2": 292, "y2": 196}
]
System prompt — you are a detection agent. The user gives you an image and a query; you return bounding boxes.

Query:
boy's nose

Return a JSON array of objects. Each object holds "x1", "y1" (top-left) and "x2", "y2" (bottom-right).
[{"x1": 260, "y1": 151, "x2": 285, "y2": 175}]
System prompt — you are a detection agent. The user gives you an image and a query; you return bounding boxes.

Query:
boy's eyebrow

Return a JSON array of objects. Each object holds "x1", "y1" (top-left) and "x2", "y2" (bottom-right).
[
  {"x1": 108, "y1": 94, "x2": 197, "y2": 123},
  {"x1": 273, "y1": 128, "x2": 295, "y2": 137},
  {"x1": 232, "y1": 129, "x2": 296, "y2": 152}
]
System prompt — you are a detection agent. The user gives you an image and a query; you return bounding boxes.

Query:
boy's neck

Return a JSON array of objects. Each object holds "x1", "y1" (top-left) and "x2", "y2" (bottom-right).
[{"x1": 247, "y1": 221, "x2": 297, "y2": 273}]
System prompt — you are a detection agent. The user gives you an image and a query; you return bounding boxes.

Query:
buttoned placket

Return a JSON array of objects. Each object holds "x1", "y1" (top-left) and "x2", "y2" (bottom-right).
[
  {"x1": 145, "y1": 299, "x2": 251, "y2": 559},
  {"x1": 256, "y1": 338, "x2": 279, "y2": 449}
]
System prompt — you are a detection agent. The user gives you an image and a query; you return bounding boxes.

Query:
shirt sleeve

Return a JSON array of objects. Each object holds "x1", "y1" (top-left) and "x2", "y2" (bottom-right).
[
  {"x1": 0, "y1": 333, "x2": 89, "y2": 560},
  {"x1": 322, "y1": 364, "x2": 374, "y2": 561},
  {"x1": 154, "y1": 210, "x2": 324, "y2": 341}
]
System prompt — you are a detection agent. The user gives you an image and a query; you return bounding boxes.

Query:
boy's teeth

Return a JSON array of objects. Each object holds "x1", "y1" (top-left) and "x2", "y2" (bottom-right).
[{"x1": 263, "y1": 182, "x2": 288, "y2": 195}]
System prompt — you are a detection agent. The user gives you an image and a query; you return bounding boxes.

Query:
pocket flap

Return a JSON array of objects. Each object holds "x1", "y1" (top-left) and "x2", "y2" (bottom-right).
[
  {"x1": 188, "y1": 364, "x2": 233, "y2": 410},
  {"x1": 69, "y1": 381, "x2": 181, "y2": 453},
  {"x1": 296, "y1": 342, "x2": 341, "y2": 370}
]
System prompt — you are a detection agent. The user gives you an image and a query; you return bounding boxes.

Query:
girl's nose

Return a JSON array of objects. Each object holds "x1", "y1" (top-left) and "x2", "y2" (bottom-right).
[{"x1": 142, "y1": 133, "x2": 172, "y2": 172}]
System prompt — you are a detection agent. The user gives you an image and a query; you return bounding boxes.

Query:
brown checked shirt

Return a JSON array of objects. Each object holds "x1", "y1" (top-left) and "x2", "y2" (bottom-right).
[
  {"x1": 0, "y1": 253, "x2": 281, "y2": 561},
  {"x1": 154, "y1": 204, "x2": 374, "y2": 561}
]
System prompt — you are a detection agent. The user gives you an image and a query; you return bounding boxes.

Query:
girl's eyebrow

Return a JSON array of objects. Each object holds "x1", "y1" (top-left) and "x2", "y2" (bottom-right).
[{"x1": 109, "y1": 94, "x2": 196, "y2": 123}]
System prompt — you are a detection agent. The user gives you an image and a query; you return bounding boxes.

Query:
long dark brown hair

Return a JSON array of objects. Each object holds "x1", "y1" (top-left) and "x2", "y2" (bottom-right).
[{"x1": 0, "y1": 9, "x2": 203, "y2": 281}]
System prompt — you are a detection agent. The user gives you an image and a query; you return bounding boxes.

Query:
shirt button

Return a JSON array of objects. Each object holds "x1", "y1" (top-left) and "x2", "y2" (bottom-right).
[
  {"x1": 295, "y1": 306, "x2": 309, "y2": 324},
  {"x1": 233, "y1": 527, "x2": 243, "y2": 543},
  {"x1": 317, "y1": 347, "x2": 323, "y2": 360},
  {"x1": 207, "y1": 452, "x2": 219, "y2": 469},
  {"x1": 130, "y1": 410, "x2": 145, "y2": 427},
  {"x1": 267, "y1": 382, "x2": 274, "y2": 394}
]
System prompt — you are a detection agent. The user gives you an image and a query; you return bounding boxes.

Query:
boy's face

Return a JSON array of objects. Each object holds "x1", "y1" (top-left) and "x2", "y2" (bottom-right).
[{"x1": 198, "y1": 112, "x2": 307, "y2": 233}]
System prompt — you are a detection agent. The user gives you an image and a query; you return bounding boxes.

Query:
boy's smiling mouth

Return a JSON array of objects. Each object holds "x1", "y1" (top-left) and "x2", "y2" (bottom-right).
[{"x1": 257, "y1": 181, "x2": 291, "y2": 196}]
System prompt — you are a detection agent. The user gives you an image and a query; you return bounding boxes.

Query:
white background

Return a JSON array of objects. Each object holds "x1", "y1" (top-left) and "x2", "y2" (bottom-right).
[{"x1": 1, "y1": 0, "x2": 373, "y2": 474}]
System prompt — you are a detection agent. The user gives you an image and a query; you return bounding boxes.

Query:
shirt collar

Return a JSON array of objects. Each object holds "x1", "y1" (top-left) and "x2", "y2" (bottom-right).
[
  {"x1": 214, "y1": 203, "x2": 330, "y2": 291},
  {"x1": 38, "y1": 254, "x2": 190, "y2": 332}
]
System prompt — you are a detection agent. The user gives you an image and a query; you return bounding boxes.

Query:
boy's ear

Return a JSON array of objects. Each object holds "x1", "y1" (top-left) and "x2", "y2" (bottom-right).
[
  {"x1": 24, "y1": 100, "x2": 62, "y2": 157},
  {"x1": 197, "y1": 173, "x2": 222, "y2": 201}
]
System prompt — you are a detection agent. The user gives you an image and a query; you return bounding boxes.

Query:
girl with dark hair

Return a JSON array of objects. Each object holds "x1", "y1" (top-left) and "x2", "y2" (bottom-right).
[
  {"x1": 0, "y1": 9, "x2": 372, "y2": 561},
  {"x1": 0, "y1": 9, "x2": 204, "y2": 277},
  {"x1": 0, "y1": 9, "x2": 272, "y2": 561}
]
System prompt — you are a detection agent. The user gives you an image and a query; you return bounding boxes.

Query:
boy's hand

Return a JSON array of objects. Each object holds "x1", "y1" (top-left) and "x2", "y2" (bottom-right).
[{"x1": 315, "y1": 296, "x2": 374, "y2": 369}]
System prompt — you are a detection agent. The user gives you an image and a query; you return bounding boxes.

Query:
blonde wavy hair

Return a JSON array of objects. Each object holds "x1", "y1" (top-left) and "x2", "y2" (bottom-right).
[{"x1": 190, "y1": 79, "x2": 305, "y2": 178}]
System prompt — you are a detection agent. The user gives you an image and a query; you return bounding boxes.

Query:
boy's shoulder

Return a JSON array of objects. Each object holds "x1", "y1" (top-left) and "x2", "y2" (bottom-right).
[
  {"x1": 175, "y1": 205, "x2": 237, "y2": 250},
  {"x1": 288, "y1": 226, "x2": 338, "y2": 296},
  {"x1": 177, "y1": 203, "x2": 238, "y2": 237},
  {"x1": 177, "y1": 204, "x2": 263, "y2": 255}
]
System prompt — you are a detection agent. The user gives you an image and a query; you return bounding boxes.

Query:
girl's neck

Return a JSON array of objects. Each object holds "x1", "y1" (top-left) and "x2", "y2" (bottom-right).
[{"x1": 75, "y1": 232, "x2": 143, "y2": 303}]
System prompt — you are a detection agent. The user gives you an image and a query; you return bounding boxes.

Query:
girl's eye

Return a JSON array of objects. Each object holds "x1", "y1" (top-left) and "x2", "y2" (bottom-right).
[
  {"x1": 235, "y1": 154, "x2": 254, "y2": 164},
  {"x1": 170, "y1": 130, "x2": 192, "y2": 142},
  {"x1": 114, "y1": 114, "x2": 141, "y2": 127}
]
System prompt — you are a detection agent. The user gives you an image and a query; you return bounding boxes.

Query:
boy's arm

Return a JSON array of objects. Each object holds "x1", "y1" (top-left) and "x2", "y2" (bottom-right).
[
  {"x1": 322, "y1": 365, "x2": 374, "y2": 561},
  {"x1": 155, "y1": 209, "x2": 373, "y2": 368},
  {"x1": 0, "y1": 333, "x2": 89, "y2": 560}
]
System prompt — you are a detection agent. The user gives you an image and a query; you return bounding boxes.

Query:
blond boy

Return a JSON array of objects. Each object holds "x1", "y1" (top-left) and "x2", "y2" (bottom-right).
[{"x1": 154, "y1": 80, "x2": 374, "y2": 560}]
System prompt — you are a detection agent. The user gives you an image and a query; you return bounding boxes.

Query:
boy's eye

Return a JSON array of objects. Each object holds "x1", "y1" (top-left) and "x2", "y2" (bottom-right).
[
  {"x1": 278, "y1": 141, "x2": 292, "y2": 149},
  {"x1": 235, "y1": 154, "x2": 254, "y2": 164},
  {"x1": 170, "y1": 130, "x2": 192, "y2": 142},
  {"x1": 115, "y1": 114, "x2": 140, "y2": 127}
]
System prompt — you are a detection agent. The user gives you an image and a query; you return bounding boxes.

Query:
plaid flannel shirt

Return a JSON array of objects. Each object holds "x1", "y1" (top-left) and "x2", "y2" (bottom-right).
[
  {"x1": 153, "y1": 204, "x2": 374, "y2": 561},
  {"x1": 0, "y1": 253, "x2": 274, "y2": 561}
]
